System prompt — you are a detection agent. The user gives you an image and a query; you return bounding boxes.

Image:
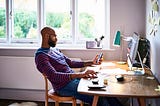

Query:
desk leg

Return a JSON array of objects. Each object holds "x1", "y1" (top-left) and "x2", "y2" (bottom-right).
[
  {"x1": 137, "y1": 98, "x2": 146, "y2": 106},
  {"x1": 92, "y1": 95, "x2": 99, "y2": 106}
]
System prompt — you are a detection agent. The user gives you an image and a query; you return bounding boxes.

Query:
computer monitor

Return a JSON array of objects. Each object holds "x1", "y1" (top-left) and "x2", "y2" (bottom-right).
[{"x1": 127, "y1": 32, "x2": 140, "y2": 67}]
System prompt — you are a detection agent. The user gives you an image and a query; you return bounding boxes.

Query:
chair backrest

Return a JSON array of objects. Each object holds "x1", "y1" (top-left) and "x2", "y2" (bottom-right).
[
  {"x1": 42, "y1": 73, "x2": 83, "y2": 106},
  {"x1": 42, "y1": 73, "x2": 49, "y2": 106}
]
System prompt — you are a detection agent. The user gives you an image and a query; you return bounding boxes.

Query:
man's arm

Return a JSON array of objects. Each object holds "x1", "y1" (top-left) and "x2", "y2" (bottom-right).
[{"x1": 83, "y1": 61, "x2": 94, "y2": 67}]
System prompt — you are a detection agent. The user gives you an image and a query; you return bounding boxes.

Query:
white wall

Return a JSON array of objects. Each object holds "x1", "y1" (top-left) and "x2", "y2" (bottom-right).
[
  {"x1": 0, "y1": 0, "x2": 146, "y2": 102},
  {"x1": 146, "y1": 0, "x2": 160, "y2": 82},
  {"x1": 146, "y1": 0, "x2": 160, "y2": 105}
]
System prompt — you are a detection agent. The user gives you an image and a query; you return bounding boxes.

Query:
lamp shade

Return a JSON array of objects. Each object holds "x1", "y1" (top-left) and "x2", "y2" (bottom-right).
[{"x1": 113, "y1": 30, "x2": 121, "y2": 46}]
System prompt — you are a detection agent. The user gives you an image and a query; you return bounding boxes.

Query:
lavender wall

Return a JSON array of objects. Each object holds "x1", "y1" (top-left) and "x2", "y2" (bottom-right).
[{"x1": 110, "y1": 0, "x2": 146, "y2": 61}]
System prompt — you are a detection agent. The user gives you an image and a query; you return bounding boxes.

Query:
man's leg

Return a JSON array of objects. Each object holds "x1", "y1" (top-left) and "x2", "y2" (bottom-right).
[
  {"x1": 56, "y1": 79, "x2": 93, "y2": 104},
  {"x1": 106, "y1": 97, "x2": 124, "y2": 106}
]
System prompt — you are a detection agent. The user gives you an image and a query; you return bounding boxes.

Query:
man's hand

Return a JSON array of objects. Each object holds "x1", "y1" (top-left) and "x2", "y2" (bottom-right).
[
  {"x1": 83, "y1": 53, "x2": 103, "y2": 67},
  {"x1": 70, "y1": 69, "x2": 97, "y2": 79},
  {"x1": 82, "y1": 69, "x2": 97, "y2": 78},
  {"x1": 93, "y1": 53, "x2": 103, "y2": 65}
]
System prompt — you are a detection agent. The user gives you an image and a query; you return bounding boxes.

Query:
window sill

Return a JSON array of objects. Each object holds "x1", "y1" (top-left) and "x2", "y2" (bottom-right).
[
  {"x1": 0, "y1": 43, "x2": 112, "y2": 51},
  {"x1": 0, "y1": 46, "x2": 113, "y2": 51},
  {"x1": 0, "y1": 43, "x2": 114, "y2": 57}
]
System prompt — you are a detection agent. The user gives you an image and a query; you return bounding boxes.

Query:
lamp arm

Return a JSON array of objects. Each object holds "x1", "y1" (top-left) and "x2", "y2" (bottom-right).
[{"x1": 122, "y1": 36, "x2": 133, "y2": 42}]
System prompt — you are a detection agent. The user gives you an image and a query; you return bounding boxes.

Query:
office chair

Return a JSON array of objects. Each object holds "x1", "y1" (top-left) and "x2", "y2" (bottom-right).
[{"x1": 42, "y1": 74, "x2": 84, "y2": 106}]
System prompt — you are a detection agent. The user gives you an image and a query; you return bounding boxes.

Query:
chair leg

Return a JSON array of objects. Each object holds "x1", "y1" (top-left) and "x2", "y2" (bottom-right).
[
  {"x1": 45, "y1": 96, "x2": 48, "y2": 106},
  {"x1": 55, "y1": 101, "x2": 59, "y2": 106},
  {"x1": 45, "y1": 100, "x2": 48, "y2": 106},
  {"x1": 72, "y1": 98, "x2": 76, "y2": 106},
  {"x1": 80, "y1": 101, "x2": 84, "y2": 106}
]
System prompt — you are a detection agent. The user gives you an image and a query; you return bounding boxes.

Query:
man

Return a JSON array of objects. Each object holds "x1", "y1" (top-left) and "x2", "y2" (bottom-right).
[{"x1": 35, "y1": 26, "x2": 123, "y2": 106}]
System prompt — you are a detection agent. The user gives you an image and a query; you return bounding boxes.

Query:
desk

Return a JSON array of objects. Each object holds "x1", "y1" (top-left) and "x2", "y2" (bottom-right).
[{"x1": 78, "y1": 61, "x2": 160, "y2": 106}]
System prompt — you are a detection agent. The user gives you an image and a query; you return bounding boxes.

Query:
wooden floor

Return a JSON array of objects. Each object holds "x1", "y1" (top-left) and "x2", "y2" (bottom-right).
[{"x1": 0, "y1": 99, "x2": 88, "y2": 106}]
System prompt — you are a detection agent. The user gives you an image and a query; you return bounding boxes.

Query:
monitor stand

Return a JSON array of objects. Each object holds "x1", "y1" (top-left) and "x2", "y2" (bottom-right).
[{"x1": 117, "y1": 61, "x2": 126, "y2": 65}]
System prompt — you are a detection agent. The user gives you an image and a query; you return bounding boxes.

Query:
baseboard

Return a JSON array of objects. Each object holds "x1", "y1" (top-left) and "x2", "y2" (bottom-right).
[
  {"x1": 0, "y1": 88, "x2": 45, "y2": 101},
  {"x1": 0, "y1": 88, "x2": 83, "y2": 104}
]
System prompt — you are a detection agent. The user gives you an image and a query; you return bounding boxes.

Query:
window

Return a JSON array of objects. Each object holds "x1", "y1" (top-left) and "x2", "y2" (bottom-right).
[
  {"x1": 13, "y1": 0, "x2": 37, "y2": 41},
  {"x1": 77, "y1": 0, "x2": 105, "y2": 44},
  {"x1": 0, "y1": 0, "x2": 110, "y2": 49},
  {"x1": 45, "y1": 0, "x2": 71, "y2": 43},
  {"x1": 0, "y1": 0, "x2": 6, "y2": 41}
]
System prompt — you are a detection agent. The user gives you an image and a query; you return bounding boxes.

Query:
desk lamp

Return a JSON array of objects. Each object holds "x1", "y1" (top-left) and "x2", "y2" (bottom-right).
[
  {"x1": 113, "y1": 30, "x2": 126, "y2": 64},
  {"x1": 113, "y1": 31, "x2": 121, "y2": 46}
]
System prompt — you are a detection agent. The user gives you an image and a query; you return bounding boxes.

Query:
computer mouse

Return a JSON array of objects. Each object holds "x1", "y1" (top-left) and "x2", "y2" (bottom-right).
[
  {"x1": 92, "y1": 79, "x2": 99, "y2": 84},
  {"x1": 115, "y1": 74, "x2": 124, "y2": 81}
]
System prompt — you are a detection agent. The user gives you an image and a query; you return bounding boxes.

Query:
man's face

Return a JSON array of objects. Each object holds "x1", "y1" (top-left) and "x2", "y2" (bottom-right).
[{"x1": 48, "y1": 31, "x2": 57, "y2": 47}]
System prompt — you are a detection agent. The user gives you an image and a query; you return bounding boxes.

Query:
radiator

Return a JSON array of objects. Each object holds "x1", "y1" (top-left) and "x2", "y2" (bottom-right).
[{"x1": 0, "y1": 56, "x2": 46, "y2": 90}]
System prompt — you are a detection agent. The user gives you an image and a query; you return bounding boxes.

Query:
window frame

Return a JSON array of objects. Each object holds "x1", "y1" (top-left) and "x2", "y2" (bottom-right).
[{"x1": 0, "y1": 0, "x2": 110, "y2": 49}]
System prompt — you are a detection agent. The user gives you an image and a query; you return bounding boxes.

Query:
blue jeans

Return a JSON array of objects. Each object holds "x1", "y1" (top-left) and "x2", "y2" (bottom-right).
[{"x1": 56, "y1": 79, "x2": 123, "y2": 106}]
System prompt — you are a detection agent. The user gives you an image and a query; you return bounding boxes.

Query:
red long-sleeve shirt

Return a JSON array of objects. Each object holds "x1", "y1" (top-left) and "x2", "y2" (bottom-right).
[{"x1": 35, "y1": 47, "x2": 84, "y2": 91}]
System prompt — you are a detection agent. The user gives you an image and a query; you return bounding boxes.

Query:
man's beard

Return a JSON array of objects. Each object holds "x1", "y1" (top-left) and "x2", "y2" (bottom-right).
[{"x1": 48, "y1": 39, "x2": 56, "y2": 47}]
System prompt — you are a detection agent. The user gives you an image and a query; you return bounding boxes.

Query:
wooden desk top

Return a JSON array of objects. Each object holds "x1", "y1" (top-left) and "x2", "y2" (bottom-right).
[{"x1": 78, "y1": 61, "x2": 160, "y2": 98}]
